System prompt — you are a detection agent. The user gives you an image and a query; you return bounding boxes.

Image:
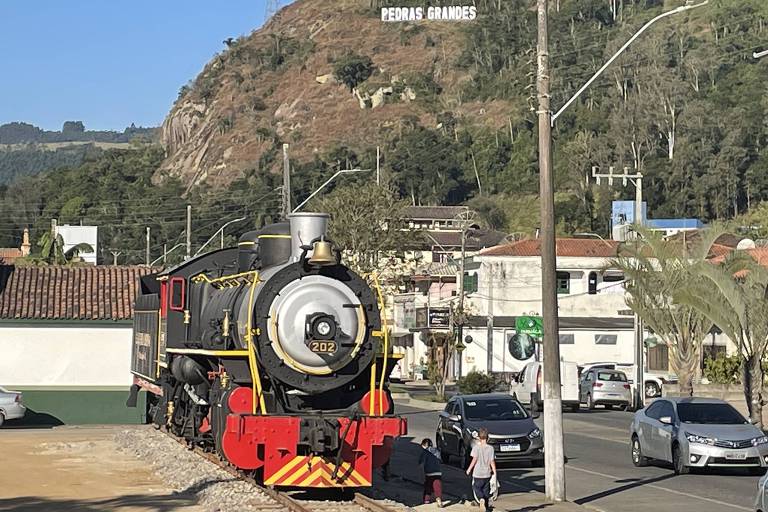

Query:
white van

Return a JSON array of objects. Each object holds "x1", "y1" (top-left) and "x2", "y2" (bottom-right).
[{"x1": 509, "y1": 361, "x2": 580, "y2": 412}]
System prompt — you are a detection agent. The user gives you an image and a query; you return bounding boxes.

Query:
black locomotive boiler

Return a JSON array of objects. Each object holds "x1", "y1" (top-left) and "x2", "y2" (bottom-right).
[{"x1": 128, "y1": 212, "x2": 406, "y2": 488}]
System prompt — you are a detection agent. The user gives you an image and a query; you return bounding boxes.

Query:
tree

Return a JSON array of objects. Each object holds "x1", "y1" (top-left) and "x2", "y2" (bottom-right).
[
  {"x1": 332, "y1": 53, "x2": 374, "y2": 91},
  {"x1": 18, "y1": 231, "x2": 93, "y2": 266},
  {"x1": 314, "y1": 183, "x2": 419, "y2": 276},
  {"x1": 677, "y1": 253, "x2": 768, "y2": 427},
  {"x1": 612, "y1": 227, "x2": 721, "y2": 395}
]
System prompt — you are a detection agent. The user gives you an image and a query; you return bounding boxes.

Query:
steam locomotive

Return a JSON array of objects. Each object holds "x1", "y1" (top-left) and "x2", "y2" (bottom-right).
[{"x1": 127, "y1": 212, "x2": 406, "y2": 488}]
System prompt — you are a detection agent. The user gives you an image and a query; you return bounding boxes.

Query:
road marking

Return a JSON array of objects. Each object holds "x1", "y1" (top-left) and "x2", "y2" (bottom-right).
[{"x1": 566, "y1": 464, "x2": 752, "y2": 511}]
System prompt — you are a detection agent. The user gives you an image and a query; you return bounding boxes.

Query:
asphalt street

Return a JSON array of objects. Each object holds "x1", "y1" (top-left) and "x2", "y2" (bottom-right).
[{"x1": 394, "y1": 403, "x2": 759, "y2": 512}]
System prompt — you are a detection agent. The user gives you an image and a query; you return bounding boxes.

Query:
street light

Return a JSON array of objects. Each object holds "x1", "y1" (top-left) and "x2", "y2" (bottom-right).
[
  {"x1": 551, "y1": 0, "x2": 709, "y2": 126},
  {"x1": 150, "y1": 243, "x2": 184, "y2": 266},
  {"x1": 194, "y1": 216, "x2": 247, "y2": 257},
  {"x1": 292, "y1": 169, "x2": 372, "y2": 213}
]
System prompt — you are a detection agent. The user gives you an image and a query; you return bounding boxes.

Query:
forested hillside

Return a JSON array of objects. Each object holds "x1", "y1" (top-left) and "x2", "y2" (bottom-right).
[
  {"x1": 0, "y1": 121, "x2": 157, "y2": 144},
  {"x1": 1, "y1": 0, "x2": 767, "y2": 262}
]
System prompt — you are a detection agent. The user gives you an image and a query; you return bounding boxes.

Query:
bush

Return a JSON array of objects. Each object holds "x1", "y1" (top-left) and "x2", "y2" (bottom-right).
[
  {"x1": 703, "y1": 354, "x2": 741, "y2": 384},
  {"x1": 458, "y1": 371, "x2": 498, "y2": 394},
  {"x1": 333, "y1": 53, "x2": 374, "y2": 91}
]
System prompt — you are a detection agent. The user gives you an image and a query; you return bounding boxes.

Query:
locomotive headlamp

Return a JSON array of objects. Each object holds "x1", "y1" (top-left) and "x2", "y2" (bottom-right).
[
  {"x1": 308, "y1": 313, "x2": 337, "y2": 340},
  {"x1": 316, "y1": 320, "x2": 332, "y2": 337}
]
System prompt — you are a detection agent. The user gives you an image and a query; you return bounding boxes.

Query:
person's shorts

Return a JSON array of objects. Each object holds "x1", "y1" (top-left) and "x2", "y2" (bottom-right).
[{"x1": 472, "y1": 477, "x2": 491, "y2": 502}]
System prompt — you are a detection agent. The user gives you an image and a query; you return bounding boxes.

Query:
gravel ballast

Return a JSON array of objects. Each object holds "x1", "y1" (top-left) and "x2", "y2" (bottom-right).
[{"x1": 115, "y1": 427, "x2": 275, "y2": 511}]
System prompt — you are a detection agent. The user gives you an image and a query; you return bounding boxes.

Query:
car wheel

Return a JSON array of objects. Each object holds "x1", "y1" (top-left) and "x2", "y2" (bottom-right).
[
  {"x1": 461, "y1": 444, "x2": 472, "y2": 470},
  {"x1": 645, "y1": 382, "x2": 660, "y2": 398},
  {"x1": 631, "y1": 436, "x2": 648, "y2": 467},
  {"x1": 672, "y1": 444, "x2": 689, "y2": 475},
  {"x1": 569, "y1": 404, "x2": 580, "y2": 413},
  {"x1": 586, "y1": 393, "x2": 595, "y2": 410},
  {"x1": 0, "y1": 412, "x2": 4, "y2": 427}
]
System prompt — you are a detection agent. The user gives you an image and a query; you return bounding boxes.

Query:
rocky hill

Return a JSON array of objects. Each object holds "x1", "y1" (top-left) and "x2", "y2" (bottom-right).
[{"x1": 158, "y1": 0, "x2": 522, "y2": 191}]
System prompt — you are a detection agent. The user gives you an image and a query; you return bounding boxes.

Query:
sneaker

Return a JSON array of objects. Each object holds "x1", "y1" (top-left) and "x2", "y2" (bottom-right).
[{"x1": 436, "y1": 498, "x2": 443, "y2": 508}]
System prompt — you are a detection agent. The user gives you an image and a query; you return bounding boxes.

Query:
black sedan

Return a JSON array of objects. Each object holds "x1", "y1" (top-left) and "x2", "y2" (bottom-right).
[{"x1": 436, "y1": 393, "x2": 544, "y2": 468}]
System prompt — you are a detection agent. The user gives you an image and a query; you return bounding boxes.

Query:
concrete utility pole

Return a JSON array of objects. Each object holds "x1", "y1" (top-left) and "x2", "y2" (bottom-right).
[
  {"x1": 591, "y1": 166, "x2": 645, "y2": 409},
  {"x1": 537, "y1": 0, "x2": 566, "y2": 502},
  {"x1": 145, "y1": 227, "x2": 150, "y2": 266},
  {"x1": 282, "y1": 144, "x2": 292, "y2": 218},
  {"x1": 186, "y1": 205, "x2": 192, "y2": 261},
  {"x1": 457, "y1": 227, "x2": 467, "y2": 378}
]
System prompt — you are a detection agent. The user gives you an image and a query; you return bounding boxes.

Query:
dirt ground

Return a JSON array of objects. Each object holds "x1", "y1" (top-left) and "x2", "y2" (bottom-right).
[{"x1": 0, "y1": 426, "x2": 203, "y2": 512}]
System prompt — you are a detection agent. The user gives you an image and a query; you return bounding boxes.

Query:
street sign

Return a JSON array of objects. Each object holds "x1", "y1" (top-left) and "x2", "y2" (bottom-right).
[
  {"x1": 516, "y1": 316, "x2": 543, "y2": 337},
  {"x1": 428, "y1": 307, "x2": 451, "y2": 328}
]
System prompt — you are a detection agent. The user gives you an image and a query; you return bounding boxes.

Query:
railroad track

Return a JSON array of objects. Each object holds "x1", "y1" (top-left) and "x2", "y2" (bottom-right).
[{"x1": 161, "y1": 428, "x2": 403, "y2": 512}]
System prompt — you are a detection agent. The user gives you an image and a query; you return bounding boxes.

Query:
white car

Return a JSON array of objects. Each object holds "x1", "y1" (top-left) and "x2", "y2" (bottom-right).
[
  {"x1": 578, "y1": 362, "x2": 676, "y2": 398},
  {"x1": 510, "y1": 361, "x2": 580, "y2": 412},
  {"x1": 0, "y1": 387, "x2": 26, "y2": 426}
]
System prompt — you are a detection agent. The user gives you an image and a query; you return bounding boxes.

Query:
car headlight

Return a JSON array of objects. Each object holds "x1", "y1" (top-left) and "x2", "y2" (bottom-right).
[
  {"x1": 685, "y1": 433, "x2": 715, "y2": 445},
  {"x1": 467, "y1": 429, "x2": 479, "y2": 439},
  {"x1": 528, "y1": 428, "x2": 542, "y2": 439},
  {"x1": 752, "y1": 436, "x2": 768, "y2": 446}
]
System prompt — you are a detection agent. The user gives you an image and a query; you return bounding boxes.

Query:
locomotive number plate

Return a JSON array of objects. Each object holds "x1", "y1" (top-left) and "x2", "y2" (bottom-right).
[{"x1": 309, "y1": 340, "x2": 337, "y2": 354}]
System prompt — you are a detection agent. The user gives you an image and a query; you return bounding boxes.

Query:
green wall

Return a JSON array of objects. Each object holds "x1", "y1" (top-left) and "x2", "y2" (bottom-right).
[{"x1": 11, "y1": 387, "x2": 147, "y2": 425}]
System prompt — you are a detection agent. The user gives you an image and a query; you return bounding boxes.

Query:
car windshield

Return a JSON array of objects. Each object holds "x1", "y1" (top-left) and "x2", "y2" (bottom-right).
[
  {"x1": 677, "y1": 403, "x2": 747, "y2": 425},
  {"x1": 463, "y1": 399, "x2": 527, "y2": 421},
  {"x1": 597, "y1": 371, "x2": 626, "y2": 382}
]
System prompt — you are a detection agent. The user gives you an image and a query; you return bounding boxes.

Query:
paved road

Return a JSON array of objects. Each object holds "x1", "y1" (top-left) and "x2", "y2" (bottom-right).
[{"x1": 394, "y1": 403, "x2": 759, "y2": 512}]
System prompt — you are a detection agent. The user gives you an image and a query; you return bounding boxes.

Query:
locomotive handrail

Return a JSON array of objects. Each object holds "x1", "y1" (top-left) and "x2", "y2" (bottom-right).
[
  {"x1": 240, "y1": 270, "x2": 266, "y2": 415},
  {"x1": 370, "y1": 273, "x2": 389, "y2": 416},
  {"x1": 192, "y1": 270, "x2": 260, "y2": 289}
]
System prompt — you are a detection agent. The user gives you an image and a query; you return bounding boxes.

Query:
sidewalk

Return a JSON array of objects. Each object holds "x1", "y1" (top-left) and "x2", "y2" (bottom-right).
[{"x1": 373, "y1": 426, "x2": 595, "y2": 512}]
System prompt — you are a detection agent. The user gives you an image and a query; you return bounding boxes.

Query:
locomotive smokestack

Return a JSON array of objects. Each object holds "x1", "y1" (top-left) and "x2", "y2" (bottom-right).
[{"x1": 287, "y1": 212, "x2": 330, "y2": 262}]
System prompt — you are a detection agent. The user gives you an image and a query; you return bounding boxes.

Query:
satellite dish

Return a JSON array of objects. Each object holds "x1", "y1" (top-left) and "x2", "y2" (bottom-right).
[{"x1": 737, "y1": 238, "x2": 756, "y2": 250}]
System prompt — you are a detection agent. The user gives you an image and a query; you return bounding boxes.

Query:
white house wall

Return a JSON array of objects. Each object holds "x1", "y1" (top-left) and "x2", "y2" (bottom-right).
[{"x1": 0, "y1": 326, "x2": 133, "y2": 387}]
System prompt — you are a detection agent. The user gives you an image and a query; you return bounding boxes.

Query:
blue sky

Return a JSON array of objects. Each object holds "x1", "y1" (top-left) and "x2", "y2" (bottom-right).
[{"x1": 0, "y1": 1, "x2": 281, "y2": 131}]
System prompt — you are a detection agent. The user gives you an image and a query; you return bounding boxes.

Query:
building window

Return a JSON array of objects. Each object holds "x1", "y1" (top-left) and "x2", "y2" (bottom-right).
[
  {"x1": 463, "y1": 273, "x2": 478, "y2": 293},
  {"x1": 556, "y1": 272, "x2": 570, "y2": 294},
  {"x1": 595, "y1": 334, "x2": 617, "y2": 345},
  {"x1": 559, "y1": 334, "x2": 575, "y2": 345}
]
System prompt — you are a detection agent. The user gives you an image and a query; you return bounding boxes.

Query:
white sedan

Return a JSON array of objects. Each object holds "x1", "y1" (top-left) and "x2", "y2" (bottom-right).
[{"x1": 0, "y1": 386, "x2": 26, "y2": 426}]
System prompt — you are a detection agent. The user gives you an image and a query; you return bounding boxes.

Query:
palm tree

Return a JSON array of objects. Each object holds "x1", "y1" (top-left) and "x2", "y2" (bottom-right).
[
  {"x1": 33, "y1": 231, "x2": 93, "y2": 265},
  {"x1": 676, "y1": 253, "x2": 768, "y2": 427},
  {"x1": 611, "y1": 227, "x2": 723, "y2": 396}
]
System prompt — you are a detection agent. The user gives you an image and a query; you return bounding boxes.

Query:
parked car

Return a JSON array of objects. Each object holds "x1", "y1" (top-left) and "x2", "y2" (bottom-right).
[
  {"x1": 0, "y1": 386, "x2": 26, "y2": 426},
  {"x1": 510, "y1": 361, "x2": 580, "y2": 412},
  {"x1": 578, "y1": 361, "x2": 675, "y2": 398},
  {"x1": 630, "y1": 397, "x2": 768, "y2": 475},
  {"x1": 436, "y1": 393, "x2": 544, "y2": 468},
  {"x1": 579, "y1": 368, "x2": 632, "y2": 410}
]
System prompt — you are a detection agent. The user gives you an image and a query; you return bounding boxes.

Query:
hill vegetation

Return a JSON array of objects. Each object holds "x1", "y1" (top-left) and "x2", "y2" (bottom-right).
[
  {"x1": 1, "y1": 0, "x2": 768, "y2": 261},
  {"x1": 0, "y1": 121, "x2": 157, "y2": 145}
]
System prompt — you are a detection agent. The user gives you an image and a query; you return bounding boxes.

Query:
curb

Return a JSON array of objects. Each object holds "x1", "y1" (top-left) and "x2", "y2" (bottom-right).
[{"x1": 394, "y1": 396, "x2": 446, "y2": 411}]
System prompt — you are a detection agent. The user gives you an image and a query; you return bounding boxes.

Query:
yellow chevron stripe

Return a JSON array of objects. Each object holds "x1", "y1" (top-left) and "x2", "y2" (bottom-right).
[
  {"x1": 298, "y1": 467, "x2": 326, "y2": 487},
  {"x1": 264, "y1": 456, "x2": 307, "y2": 485},
  {"x1": 282, "y1": 461, "x2": 314, "y2": 486}
]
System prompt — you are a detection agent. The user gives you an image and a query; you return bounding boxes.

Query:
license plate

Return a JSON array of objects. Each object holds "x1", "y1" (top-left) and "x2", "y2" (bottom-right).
[
  {"x1": 500, "y1": 444, "x2": 521, "y2": 452},
  {"x1": 725, "y1": 452, "x2": 748, "y2": 460}
]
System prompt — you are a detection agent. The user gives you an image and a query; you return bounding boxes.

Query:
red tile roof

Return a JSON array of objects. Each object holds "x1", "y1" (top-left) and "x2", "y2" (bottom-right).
[
  {"x1": 480, "y1": 239, "x2": 620, "y2": 258},
  {"x1": 0, "y1": 265, "x2": 155, "y2": 321},
  {"x1": 710, "y1": 247, "x2": 768, "y2": 266},
  {"x1": 0, "y1": 248, "x2": 22, "y2": 264}
]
